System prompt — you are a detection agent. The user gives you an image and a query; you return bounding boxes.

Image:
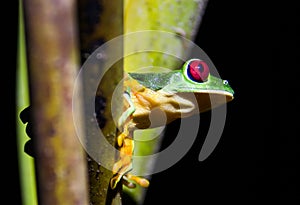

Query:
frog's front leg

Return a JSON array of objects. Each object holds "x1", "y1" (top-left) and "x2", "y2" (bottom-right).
[
  {"x1": 110, "y1": 90, "x2": 149, "y2": 189},
  {"x1": 116, "y1": 90, "x2": 135, "y2": 147}
]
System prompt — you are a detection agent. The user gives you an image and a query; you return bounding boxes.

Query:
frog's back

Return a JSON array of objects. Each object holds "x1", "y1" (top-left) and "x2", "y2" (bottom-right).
[{"x1": 128, "y1": 71, "x2": 179, "y2": 91}]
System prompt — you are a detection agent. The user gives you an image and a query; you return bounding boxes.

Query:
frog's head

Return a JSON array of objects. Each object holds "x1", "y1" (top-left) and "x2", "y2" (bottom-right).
[
  {"x1": 164, "y1": 59, "x2": 234, "y2": 112},
  {"x1": 128, "y1": 58, "x2": 234, "y2": 113}
]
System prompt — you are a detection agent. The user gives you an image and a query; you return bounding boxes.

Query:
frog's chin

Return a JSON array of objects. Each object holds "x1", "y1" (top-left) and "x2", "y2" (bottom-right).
[{"x1": 193, "y1": 91, "x2": 234, "y2": 113}]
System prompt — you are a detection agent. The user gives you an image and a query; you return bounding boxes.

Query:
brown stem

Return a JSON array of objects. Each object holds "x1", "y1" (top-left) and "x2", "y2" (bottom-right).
[
  {"x1": 77, "y1": 0, "x2": 123, "y2": 204},
  {"x1": 23, "y1": 0, "x2": 89, "y2": 204}
]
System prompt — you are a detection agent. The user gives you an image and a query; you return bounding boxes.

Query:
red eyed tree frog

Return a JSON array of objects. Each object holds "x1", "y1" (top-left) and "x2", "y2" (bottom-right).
[{"x1": 110, "y1": 59, "x2": 234, "y2": 189}]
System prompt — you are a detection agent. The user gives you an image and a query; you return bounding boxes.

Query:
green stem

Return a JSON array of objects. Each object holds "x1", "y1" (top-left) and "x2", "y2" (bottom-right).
[
  {"x1": 16, "y1": 2, "x2": 37, "y2": 205},
  {"x1": 124, "y1": 1, "x2": 209, "y2": 204}
]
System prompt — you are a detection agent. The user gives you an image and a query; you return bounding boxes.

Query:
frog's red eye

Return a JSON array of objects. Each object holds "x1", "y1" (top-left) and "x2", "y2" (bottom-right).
[{"x1": 187, "y1": 60, "x2": 209, "y2": 82}]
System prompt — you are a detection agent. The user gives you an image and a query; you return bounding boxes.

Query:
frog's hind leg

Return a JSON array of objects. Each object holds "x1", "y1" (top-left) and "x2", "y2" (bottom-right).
[
  {"x1": 110, "y1": 153, "x2": 132, "y2": 189},
  {"x1": 110, "y1": 137, "x2": 134, "y2": 189},
  {"x1": 110, "y1": 135, "x2": 150, "y2": 189}
]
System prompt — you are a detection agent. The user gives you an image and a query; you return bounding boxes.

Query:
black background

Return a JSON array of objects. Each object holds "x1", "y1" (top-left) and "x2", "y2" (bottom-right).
[
  {"x1": 144, "y1": 1, "x2": 278, "y2": 204},
  {"x1": 6, "y1": 0, "x2": 296, "y2": 204}
]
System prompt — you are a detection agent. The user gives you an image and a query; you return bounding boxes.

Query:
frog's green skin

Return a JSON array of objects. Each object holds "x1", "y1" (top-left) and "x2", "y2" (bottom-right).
[{"x1": 110, "y1": 59, "x2": 234, "y2": 189}]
